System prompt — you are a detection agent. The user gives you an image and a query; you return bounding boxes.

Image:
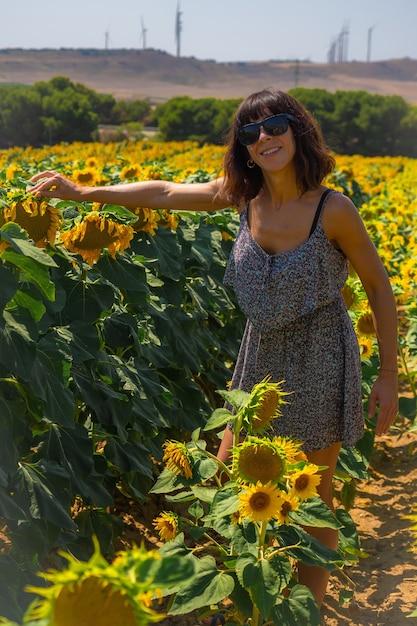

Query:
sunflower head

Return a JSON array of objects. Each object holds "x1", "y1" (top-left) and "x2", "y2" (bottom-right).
[
  {"x1": 132, "y1": 207, "x2": 161, "y2": 235},
  {"x1": 289, "y1": 464, "x2": 322, "y2": 501},
  {"x1": 341, "y1": 284, "x2": 355, "y2": 309},
  {"x1": 356, "y1": 311, "x2": 376, "y2": 335},
  {"x1": 358, "y1": 335, "x2": 375, "y2": 360},
  {"x1": 233, "y1": 437, "x2": 286, "y2": 484},
  {"x1": 238, "y1": 481, "x2": 282, "y2": 523},
  {"x1": 158, "y1": 210, "x2": 179, "y2": 230},
  {"x1": 24, "y1": 541, "x2": 164, "y2": 626},
  {"x1": 162, "y1": 440, "x2": 193, "y2": 480},
  {"x1": 4, "y1": 197, "x2": 61, "y2": 247},
  {"x1": 72, "y1": 167, "x2": 101, "y2": 186},
  {"x1": 271, "y1": 436, "x2": 307, "y2": 464},
  {"x1": 153, "y1": 511, "x2": 179, "y2": 542},
  {"x1": 241, "y1": 376, "x2": 289, "y2": 434},
  {"x1": 59, "y1": 212, "x2": 134, "y2": 265},
  {"x1": 120, "y1": 164, "x2": 142, "y2": 180},
  {"x1": 275, "y1": 491, "x2": 301, "y2": 525}
]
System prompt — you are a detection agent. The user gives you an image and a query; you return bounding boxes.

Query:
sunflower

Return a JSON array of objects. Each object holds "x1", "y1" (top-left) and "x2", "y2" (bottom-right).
[
  {"x1": 271, "y1": 436, "x2": 307, "y2": 464},
  {"x1": 158, "y1": 210, "x2": 179, "y2": 230},
  {"x1": 289, "y1": 464, "x2": 322, "y2": 500},
  {"x1": 4, "y1": 197, "x2": 61, "y2": 247},
  {"x1": 120, "y1": 164, "x2": 142, "y2": 180},
  {"x1": 153, "y1": 511, "x2": 179, "y2": 542},
  {"x1": 356, "y1": 311, "x2": 376, "y2": 335},
  {"x1": 132, "y1": 207, "x2": 160, "y2": 235},
  {"x1": 60, "y1": 212, "x2": 134, "y2": 265},
  {"x1": 51, "y1": 576, "x2": 137, "y2": 626},
  {"x1": 238, "y1": 481, "x2": 282, "y2": 523},
  {"x1": 275, "y1": 491, "x2": 300, "y2": 525},
  {"x1": 162, "y1": 440, "x2": 193, "y2": 479},
  {"x1": 25, "y1": 542, "x2": 163, "y2": 626},
  {"x1": 72, "y1": 167, "x2": 101, "y2": 186},
  {"x1": 233, "y1": 437, "x2": 286, "y2": 484},
  {"x1": 358, "y1": 335, "x2": 375, "y2": 360},
  {"x1": 241, "y1": 376, "x2": 289, "y2": 434},
  {"x1": 341, "y1": 284, "x2": 355, "y2": 309}
]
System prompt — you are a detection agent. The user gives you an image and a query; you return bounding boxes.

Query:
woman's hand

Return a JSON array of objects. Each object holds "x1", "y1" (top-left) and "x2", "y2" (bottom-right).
[
  {"x1": 368, "y1": 370, "x2": 399, "y2": 436},
  {"x1": 28, "y1": 170, "x2": 83, "y2": 201}
]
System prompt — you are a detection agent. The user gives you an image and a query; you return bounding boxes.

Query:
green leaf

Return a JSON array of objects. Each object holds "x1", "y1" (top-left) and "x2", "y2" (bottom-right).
[
  {"x1": 60, "y1": 278, "x2": 115, "y2": 323},
  {"x1": 188, "y1": 500, "x2": 204, "y2": 521},
  {"x1": 96, "y1": 254, "x2": 149, "y2": 292},
  {"x1": 276, "y1": 525, "x2": 343, "y2": 570},
  {"x1": 158, "y1": 533, "x2": 189, "y2": 558},
  {"x1": 216, "y1": 388, "x2": 250, "y2": 411},
  {"x1": 56, "y1": 322, "x2": 100, "y2": 363},
  {"x1": 0, "y1": 223, "x2": 57, "y2": 266},
  {"x1": 203, "y1": 485, "x2": 239, "y2": 522},
  {"x1": 29, "y1": 334, "x2": 75, "y2": 426},
  {"x1": 0, "y1": 265, "x2": 18, "y2": 310},
  {"x1": 336, "y1": 445, "x2": 369, "y2": 480},
  {"x1": 9, "y1": 289, "x2": 46, "y2": 322},
  {"x1": 339, "y1": 588, "x2": 354, "y2": 606},
  {"x1": 289, "y1": 498, "x2": 342, "y2": 529},
  {"x1": 0, "y1": 309, "x2": 36, "y2": 380},
  {"x1": 168, "y1": 555, "x2": 234, "y2": 614},
  {"x1": 15, "y1": 461, "x2": 77, "y2": 530},
  {"x1": 271, "y1": 584, "x2": 321, "y2": 625},
  {"x1": 36, "y1": 423, "x2": 112, "y2": 507},
  {"x1": 203, "y1": 407, "x2": 233, "y2": 431},
  {"x1": 336, "y1": 508, "x2": 365, "y2": 560},
  {"x1": 237, "y1": 553, "x2": 291, "y2": 620},
  {"x1": 1, "y1": 249, "x2": 55, "y2": 300}
]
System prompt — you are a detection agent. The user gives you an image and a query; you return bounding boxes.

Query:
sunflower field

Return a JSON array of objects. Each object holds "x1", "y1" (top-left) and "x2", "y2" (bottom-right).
[{"x1": 0, "y1": 139, "x2": 416, "y2": 625}]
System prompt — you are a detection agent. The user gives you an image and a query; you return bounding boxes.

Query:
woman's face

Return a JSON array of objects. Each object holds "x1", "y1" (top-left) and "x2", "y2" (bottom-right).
[{"x1": 243, "y1": 111, "x2": 297, "y2": 173}]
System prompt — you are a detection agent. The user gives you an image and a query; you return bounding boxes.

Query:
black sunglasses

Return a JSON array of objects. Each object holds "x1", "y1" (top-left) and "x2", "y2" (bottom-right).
[{"x1": 237, "y1": 113, "x2": 295, "y2": 146}]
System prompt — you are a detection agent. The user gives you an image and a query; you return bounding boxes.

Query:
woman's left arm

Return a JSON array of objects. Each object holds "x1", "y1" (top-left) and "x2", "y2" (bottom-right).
[{"x1": 323, "y1": 193, "x2": 399, "y2": 436}]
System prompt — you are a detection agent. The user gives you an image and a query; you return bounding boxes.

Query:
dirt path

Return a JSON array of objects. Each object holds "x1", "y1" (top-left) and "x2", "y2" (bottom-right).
[{"x1": 322, "y1": 429, "x2": 417, "y2": 625}]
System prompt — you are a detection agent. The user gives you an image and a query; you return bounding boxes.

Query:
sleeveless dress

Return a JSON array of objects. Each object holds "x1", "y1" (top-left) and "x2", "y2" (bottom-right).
[{"x1": 223, "y1": 189, "x2": 364, "y2": 451}]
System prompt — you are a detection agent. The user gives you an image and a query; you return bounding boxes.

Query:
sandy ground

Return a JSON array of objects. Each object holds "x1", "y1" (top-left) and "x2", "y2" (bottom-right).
[{"x1": 115, "y1": 428, "x2": 417, "y2": 625}]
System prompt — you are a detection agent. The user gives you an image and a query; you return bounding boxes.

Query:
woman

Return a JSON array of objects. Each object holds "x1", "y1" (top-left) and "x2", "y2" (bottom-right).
[{"x1": 30, "y1": 88, "x2": 398, "y2": 607}]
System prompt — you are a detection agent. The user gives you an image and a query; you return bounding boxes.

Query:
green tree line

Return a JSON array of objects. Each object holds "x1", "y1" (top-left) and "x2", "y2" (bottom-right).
[{"x1": 1, "y1": 76, "x2": 417, "y2": 157}]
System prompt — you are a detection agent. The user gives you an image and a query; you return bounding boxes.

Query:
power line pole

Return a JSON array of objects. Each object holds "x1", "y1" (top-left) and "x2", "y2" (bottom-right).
[
  {"x1": 367, "y1": 24, "x2": 378, "y2": 62},
  {"x1": 140, "y1": 16, "x2": 147, "y2": 49},
  {"x1": 175, "y1": 2, "x2": 182, "y2": 57}
]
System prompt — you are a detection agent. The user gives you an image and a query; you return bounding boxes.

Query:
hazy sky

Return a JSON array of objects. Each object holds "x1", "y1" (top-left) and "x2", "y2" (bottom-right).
[{"x1": 1, "y1": 0, "x2": 415, "y2": 64}]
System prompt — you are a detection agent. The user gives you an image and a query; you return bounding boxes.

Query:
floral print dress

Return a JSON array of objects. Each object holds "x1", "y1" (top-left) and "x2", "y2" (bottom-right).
[{"x1": 223, "y1": 189, "x2": 364, "y2": 451}]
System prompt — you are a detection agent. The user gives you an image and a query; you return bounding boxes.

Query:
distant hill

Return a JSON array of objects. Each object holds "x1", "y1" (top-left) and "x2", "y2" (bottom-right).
[{"x1": 1, "y1": 48, "x2": 417, "y2": 103}]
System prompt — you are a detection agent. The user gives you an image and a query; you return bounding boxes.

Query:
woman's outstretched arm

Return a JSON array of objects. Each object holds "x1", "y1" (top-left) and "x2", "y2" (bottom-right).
[{"x1": 29, "y1": 170, "x2": 230, "y2": 212}]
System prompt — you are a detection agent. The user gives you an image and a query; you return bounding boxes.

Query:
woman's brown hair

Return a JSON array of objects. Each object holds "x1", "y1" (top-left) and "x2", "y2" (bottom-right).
[{"x1": 220, "y1": 88, "x2": 335, "y2": 207}]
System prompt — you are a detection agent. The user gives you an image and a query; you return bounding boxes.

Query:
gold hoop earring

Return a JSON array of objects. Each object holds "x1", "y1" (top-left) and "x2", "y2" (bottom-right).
[{"x1": 247, "y1": 159, "x2": 256, "y2": 169}]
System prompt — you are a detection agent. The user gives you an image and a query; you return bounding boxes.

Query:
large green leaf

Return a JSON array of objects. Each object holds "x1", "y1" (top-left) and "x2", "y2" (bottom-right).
[
  {"x1": 276, "y1": 525, "x2": 343, "y2": 570},
  {"x1": 35, "y1": 423, "x2": 112, "y2": 507},
  {"x1": 29, "y1": 334, "x2": 75, "y2": 426},
  {"x1": 14, "y1": 461, "x2": 77, "y2": 530},
  {"x1": 271, "y1": 584, "x2": 321, "y2": 625},
  {"x1": 0, "y1": 309, "x2": 36, "y2": 380},
  {"x1": 203, "y1": 485, "x2": 239, "y2": 521},
  {"x1": 237, "y1": 553, "x2": 291, "y2": 620},
  {"x1": 60, "y1": 277, "x2": 115, "y2": 323},
  {"x1": 56, "y1": 322, "x2": 100, "y2": 364},
  {"x1": 289, "y1": 498, "x2": 342, "y2": 529},
  {"x1": 0, "y1": 264, "x2": 18, "y2": 310},
  {"x1": 1, "y1": 249, "x2": 55, "y2": 300},
  {"x1": 168, "y1": 554, "x2": 234, "y2": 614},
  {"x1": 96, "y1": 254, "x2": 149, "y2": 292}
]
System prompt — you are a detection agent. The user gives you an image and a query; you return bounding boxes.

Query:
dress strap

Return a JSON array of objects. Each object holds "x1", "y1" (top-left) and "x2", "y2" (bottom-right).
[{"x1": 308, "y1": 188, "x2": 333, "y2": 237}]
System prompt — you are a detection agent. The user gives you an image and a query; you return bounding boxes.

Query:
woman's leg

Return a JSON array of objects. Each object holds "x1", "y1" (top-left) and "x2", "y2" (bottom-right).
[{"x1": 297, "y1": 441, "x2": 342, "y2": 607}]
